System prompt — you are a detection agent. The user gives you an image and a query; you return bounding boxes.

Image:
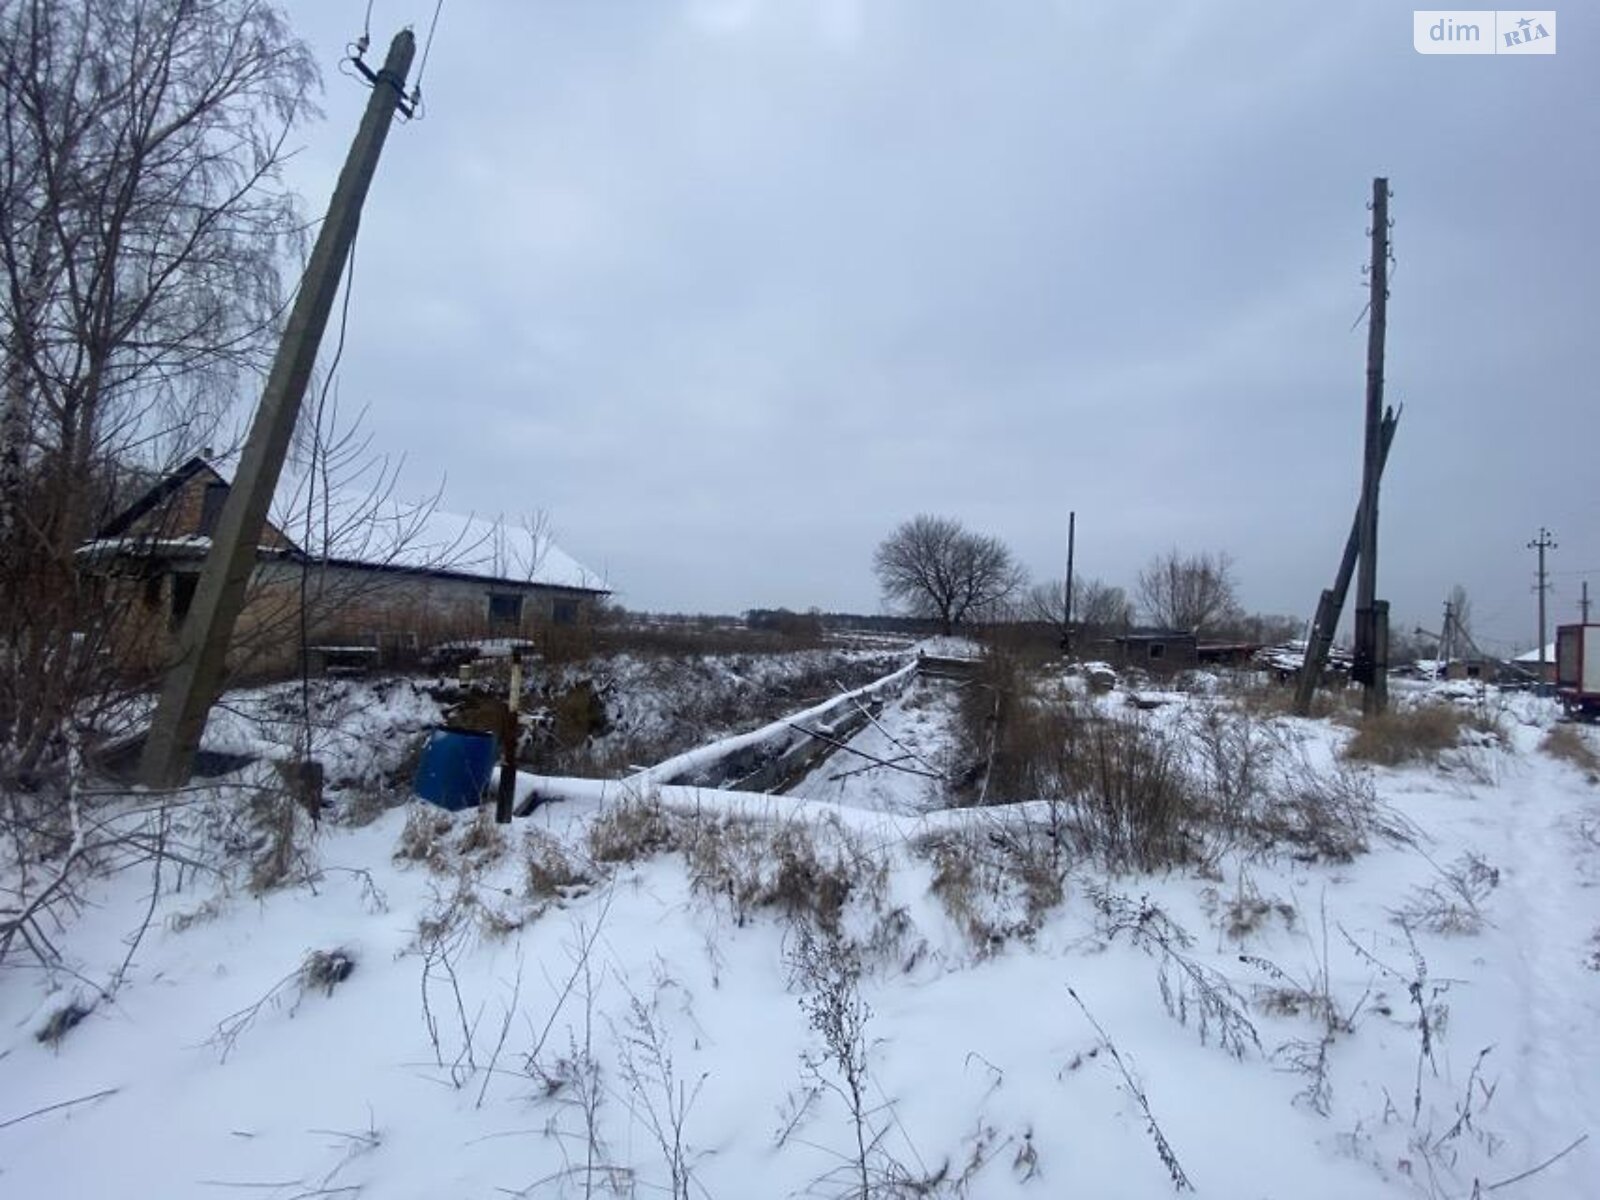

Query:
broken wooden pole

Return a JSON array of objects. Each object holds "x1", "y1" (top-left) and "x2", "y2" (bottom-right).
[{"x1": 1293, "y1": 406, "x2": 1399, "y2": 714}]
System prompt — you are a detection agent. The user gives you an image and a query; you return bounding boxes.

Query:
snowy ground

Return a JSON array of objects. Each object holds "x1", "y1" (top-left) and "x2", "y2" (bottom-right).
[{"x1": 3, "y1": 666, "x2": 1598, "y2": 1199}]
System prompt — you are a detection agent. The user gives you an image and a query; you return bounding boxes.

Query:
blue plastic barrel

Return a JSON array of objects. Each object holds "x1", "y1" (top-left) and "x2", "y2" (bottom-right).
[{"x1": 413, "y1": 727, "x2": 498, "y2": 811}]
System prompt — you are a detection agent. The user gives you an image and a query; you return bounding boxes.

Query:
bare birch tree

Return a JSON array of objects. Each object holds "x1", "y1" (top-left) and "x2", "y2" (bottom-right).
[{"x1": 0, "y1": 0, "x2": 317, "y2": 782}]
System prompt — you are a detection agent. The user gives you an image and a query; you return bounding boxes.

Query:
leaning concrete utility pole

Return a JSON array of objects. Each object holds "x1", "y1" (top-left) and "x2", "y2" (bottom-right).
[
  {"x1": 1354, "y1": 177, "x2": 1391, "y2": 717},
  {"x1": 141, "y1": 31, "x2": 417, "y2": 788}
]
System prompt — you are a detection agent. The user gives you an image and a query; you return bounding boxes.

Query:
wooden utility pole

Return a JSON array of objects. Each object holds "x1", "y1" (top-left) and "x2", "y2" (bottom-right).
[
  {"x1": 1529, "y1": 526, "x2": 1557, "y2": 672},
  {"x1": 1291, "y1": 406, "x2": 1398, "y2": 715},
  {"x1": 140, "y1": 31, "x2": 417, "y2": 788},
  {"x1": 496, "y1": 648, "x2": 522, "y2": 824},
  {"x1": 1063, "y1": 511, "x2": 1076, "y2": 657},
  {"x1": 1582, "y1": 580, "x2": 1591, "y2": 623},
  {"x1": 1355, "y1": 177, "x2": 1391, "y2": 717}
]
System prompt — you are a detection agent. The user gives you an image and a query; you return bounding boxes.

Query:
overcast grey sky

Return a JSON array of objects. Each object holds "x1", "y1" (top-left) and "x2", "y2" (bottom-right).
[{"x1": 271, "y1": 1, "x2": 1595, "y2": 649}]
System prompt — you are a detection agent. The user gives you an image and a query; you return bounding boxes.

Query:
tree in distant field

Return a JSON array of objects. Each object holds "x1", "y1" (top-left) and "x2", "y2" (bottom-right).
[
  {"x1": 1136, "y1": 549, "x2": 1240, "y2": 634},
  {"x1": 874, "y1": 515, "x2": 1026, "y2": 636}
]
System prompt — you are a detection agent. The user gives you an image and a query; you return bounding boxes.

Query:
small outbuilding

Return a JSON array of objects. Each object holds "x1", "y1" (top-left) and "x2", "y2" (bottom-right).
[{"x1": 1099, "y1": 629, "x2": 1199, "y2": 672}]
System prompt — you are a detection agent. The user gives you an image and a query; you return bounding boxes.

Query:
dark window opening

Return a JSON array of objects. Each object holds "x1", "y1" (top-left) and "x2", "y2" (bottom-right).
[
  {"x1": 488, "y1": 592, "x2": 523, "y2": 628},
  {"x1": 552, "y1": 599, "x2": 578, "y2": 626},
  {"x1": 1148, "y1": 642, "x2": 1166, "y2": 661},
  {"x1": 199, "y1": 482, "x2": 229, "y2": 536},
  {"x1": 170, "y1": 574, "x2": 198, "y2": 630}
]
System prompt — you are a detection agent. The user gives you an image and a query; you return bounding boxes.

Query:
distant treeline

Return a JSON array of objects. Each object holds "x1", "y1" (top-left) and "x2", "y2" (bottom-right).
[{"x1": 745, "y1": 608, "x2": 942, "y2": 637}]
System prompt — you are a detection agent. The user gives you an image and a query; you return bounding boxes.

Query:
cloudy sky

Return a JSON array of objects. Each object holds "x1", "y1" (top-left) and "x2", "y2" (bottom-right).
[{"x1": 270, "y1": 1, "x2": 1595, "y2": 650}]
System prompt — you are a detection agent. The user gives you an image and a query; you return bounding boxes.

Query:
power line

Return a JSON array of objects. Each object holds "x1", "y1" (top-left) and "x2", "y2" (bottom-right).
[{"x1": 409, "y1": 0, "x2": 446, "y2": 115}]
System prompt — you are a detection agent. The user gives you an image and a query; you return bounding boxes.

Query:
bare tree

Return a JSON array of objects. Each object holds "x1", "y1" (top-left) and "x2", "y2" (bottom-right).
[
  {"x1": 0, "y1": 0, "x2": 317, "y2": 783},
  {"x1": 1027, "y1": 576, "x2": 1133, "y2": 640},
  {"x1": 874, "y1": 514, "x2": 1026, "y2": 636},
  {"x1": 1136, "y1": 549, "x2": 1240, "y2": 634}
]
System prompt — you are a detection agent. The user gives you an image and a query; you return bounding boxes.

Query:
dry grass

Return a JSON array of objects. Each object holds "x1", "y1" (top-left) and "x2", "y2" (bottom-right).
[
  {"x1": 584, "y1": 794, "x2": 890, "y2": 937},
  {"x1": 1341, "y1": 703, "x2": 1497, "y2": 767},
  {"x1": 951, "y1": 652, "x2": 1202, "y2": 871},
  {"x1": 1228, "y1": 678, "x2": 1356, "y2": 721},
  {"x1": 1540, "y1": 724, "x2": 1600, "y2": 776},
  {"x1": 523, "y1": 829, "x2": 593, "y2": 900},
  {"x1": 916, "y1": 823, "x2": 1065, "y2": 951},
  {"x1": 682, "y1": 814, "x2": 882, "y2": 935},
  {"x1": 587, "y1": 793, "x2": 677, "y2": 863},
  {"x1": 394, "y1": 805, "x2": 457, "y2": 870}
]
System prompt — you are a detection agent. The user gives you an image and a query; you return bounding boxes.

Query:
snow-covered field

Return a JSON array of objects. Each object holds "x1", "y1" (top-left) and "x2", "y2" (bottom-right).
[{"x1": 3, "y1": 662, "x2": 1598, "y2": 1199}]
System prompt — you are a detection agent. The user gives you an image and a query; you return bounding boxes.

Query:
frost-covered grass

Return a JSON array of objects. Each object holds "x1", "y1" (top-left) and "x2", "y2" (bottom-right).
[{"x1": 3, "y1": 664, "x2": 1599, "y2": 1198}]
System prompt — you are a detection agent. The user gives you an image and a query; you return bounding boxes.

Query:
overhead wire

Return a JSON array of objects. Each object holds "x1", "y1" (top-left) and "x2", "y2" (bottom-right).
[
  {"x1": 407, "y1": 0, "x2": 447, "y2": 120},
  {"x1": 297, "y1": 221, "x2": 362, "y2": 760}
]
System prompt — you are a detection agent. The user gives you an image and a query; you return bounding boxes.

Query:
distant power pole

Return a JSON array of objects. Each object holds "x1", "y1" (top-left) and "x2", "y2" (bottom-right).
[
  {"x1": 1354, "y1": 177, "x2": 1391, "y2": 717},
  {"x1": 1440, "y1": 598, "x2": 1454, "y2": 664},
  {"x1": 1582, "y1": 580, "x2": 1591, "y2": 624},
  {"x1": 1528, "y1": 526, "x2": 1557, "y2": 672},
  {"x1": 1063, "y1": 511, "x2": 1076, "y2": 657},
  {"x1": 140, "y1": 31, "x2": 418, "y2": 789}
]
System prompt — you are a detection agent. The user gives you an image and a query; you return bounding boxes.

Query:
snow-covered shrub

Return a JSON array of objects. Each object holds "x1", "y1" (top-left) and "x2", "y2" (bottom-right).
[
  {"x1": 1086, "y1": 883, "x2": 1261, "y2": 1060},
  {"x1": 1265, "y1": 751, "x2": 1417, "y2": 862},
  {"x1": 35, "y1": 997, "x2": 94, "y2": 1047},
  {"x1": 1184, "y1": 703, "x2": 1280, "y2": 863},
  {"x1": 587, "y1": 792, "x2": 676, "y2": 863},
  {"x1": 682, "y1": 812, "x2": 886, "y2": 937},
  {"x1": 1069, "y1": 714, "x2": 1199, "y2": 871},
  {"x1": 1210, "y1": 870, "x2": 1296, "y2": 942},
  {"x1": 247, "y1": 780, "x2": 316, "y2": 893},
  {"x1": 915, "y1": 823, "x2": 1064, "y2": 951},
  {"x1": 523, "y1": 828, "x2": 592, "y2": 901},
  {"x1": 1391, "y1": 851, "x2": 1499, "y2": 935},
  {"x1": 300, "y1": 946, "x2": 356, "y2": 994},
  {"x1": 455, "y1": 808, "x2": 509, "y2": 865},
  {"x1": 394, "y1": 804, "x2": 455, "y2": 870}
]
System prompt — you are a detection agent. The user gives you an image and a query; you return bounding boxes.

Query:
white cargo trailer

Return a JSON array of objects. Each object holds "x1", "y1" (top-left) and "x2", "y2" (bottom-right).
[{"x1": 1555, "y1": 623, "x2": 1600, "y2": 718}]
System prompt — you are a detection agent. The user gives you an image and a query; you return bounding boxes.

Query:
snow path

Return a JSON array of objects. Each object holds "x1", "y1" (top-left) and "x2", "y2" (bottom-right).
[{"x1": 1494, "y1": 731, "x2": 1600, "y2": 1193}]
